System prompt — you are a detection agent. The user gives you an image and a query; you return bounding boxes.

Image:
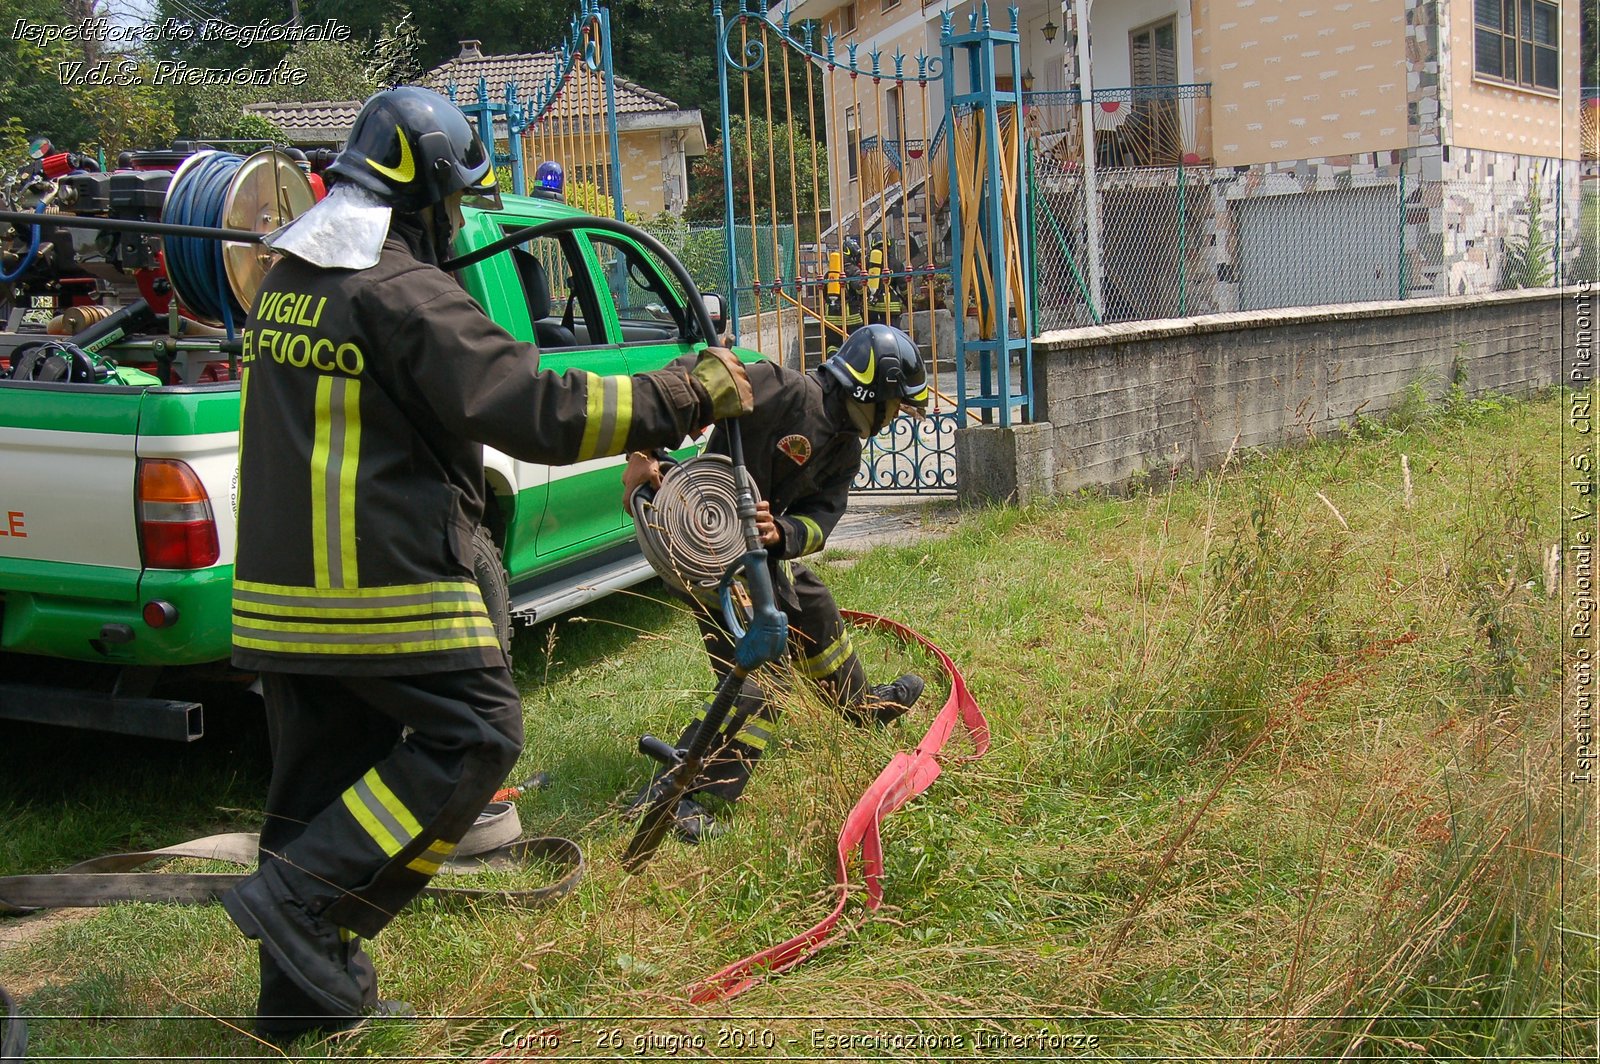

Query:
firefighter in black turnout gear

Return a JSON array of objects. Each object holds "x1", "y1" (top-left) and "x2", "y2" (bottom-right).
[
  {"x1": 223, "y1": 86, "x2": 753, "y2": 1043},
  {"x1": 624, "y1": 323, "x2": 931, "y2": 842}
]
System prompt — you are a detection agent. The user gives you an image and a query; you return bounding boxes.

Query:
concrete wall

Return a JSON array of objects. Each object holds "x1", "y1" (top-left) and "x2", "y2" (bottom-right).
[{"x1": 962, "y1": 289, "x2": 1564, "y2": 501}]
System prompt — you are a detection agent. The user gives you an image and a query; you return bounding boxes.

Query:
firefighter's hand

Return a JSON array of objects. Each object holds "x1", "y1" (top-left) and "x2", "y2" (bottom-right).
[
  {"x1": 692, "y1": 346, "x2": 755, "y2": 420},
  {"x1": 754, "y1": 500, "x2": 780, "y2": 548},
  {"x1": 622, "y1": 451, "x2": 663, "y2": 516}
]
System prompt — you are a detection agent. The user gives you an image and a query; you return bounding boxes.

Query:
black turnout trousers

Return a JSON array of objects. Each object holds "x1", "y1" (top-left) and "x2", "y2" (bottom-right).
[
  {"x1": 252, "y1": 667, "x2": 522, "y2": 1019},
  {"x1": 676, "y1": 562, "x2": 869, "y2": 802}
]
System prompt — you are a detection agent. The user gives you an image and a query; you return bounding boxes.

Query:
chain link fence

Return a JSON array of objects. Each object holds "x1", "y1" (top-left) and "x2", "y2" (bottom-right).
[
  {"x1": 1029, "y1": 147, "x2": 1590, "y2": 332},
  {"x1": 640, "y1": 217, "x2": 800, "y2": 316}
]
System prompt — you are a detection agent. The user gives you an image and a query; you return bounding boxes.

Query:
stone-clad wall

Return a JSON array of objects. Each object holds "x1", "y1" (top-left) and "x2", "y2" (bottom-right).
[{"x1": 957, "y1": 289, "x2": 1566, "y2": 503}]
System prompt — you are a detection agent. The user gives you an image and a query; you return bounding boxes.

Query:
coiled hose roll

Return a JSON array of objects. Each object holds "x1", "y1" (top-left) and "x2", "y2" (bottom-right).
[
  {"x1": 631, "y1": 454, "x2": 760, "y2": 598},
  {"x1": 161, "y1": 151, "x2": 244, "y2": 332}
]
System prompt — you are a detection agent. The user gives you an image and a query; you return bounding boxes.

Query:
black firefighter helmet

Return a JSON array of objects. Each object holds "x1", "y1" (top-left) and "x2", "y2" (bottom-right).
[
  {"x1": 326, "y1": 86, "x2": 501, "y2": 213},
  {"x1": 822, "y1": 323, "x2": 930, "y2": 432}
]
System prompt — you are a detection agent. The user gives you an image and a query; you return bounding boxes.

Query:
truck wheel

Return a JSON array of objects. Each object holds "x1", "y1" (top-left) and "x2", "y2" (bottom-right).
[{"x1": 472, "y1": 524, "x2": 512, "y2": 660}]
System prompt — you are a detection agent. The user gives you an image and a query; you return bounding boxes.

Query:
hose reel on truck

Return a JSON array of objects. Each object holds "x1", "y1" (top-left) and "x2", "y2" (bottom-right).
[{"x1": 0, "y1": 147, "x2": 313, "y2": 383}]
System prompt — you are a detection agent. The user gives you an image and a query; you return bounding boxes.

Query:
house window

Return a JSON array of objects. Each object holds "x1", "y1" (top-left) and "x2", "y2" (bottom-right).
[
  {"x1": 832, "y1": 2, "x2": 857, "y2": 36},
  {"x1": 1475, "y1": 0, "x2": 1559, "y2": 91},
  {"x1": 1129, "y1": 17, "x2": 1178, "y2": 87},
  {"x1": 882, "y1": 0, "x2": 899, "y2": 12}
]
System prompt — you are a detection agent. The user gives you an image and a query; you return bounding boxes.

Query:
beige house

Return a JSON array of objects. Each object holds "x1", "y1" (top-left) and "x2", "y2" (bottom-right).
[
  {"x1": 788, "y1": 0, "x2": 1584, "y2": 308},
  {"x1": 249, "y1": 42, "x2": 708, "y2": 217}
]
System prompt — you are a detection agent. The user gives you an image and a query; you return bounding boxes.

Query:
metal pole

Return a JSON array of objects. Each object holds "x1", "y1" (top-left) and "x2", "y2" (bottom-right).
[
  {"x1": 0, "y1": 210, "x2": 263, "y2": 244},
  {"x1": 1177, "y1": 159, "x2": 1187, "y2": 316},
  {"x1": 1397, "y1": 163, "x2": 1406, "y2": 300},
  {"x1": 1010, "y1": 12, "x2": 1033, "y2": 423},
  {"x1": 715, "y1": 0, "x2": 741, "y2": 340},
  {"x1": 1073, "y1": 0, "x2": 1103, "y2": 314},
  {"x1": 1028, "y1": 141, "x2": 1039, "y2": 337},
  {"x1": 506, "y1": 85, "x2": 526, "y2": 195},
  {"x1": 600, "y1": 7, "x2": 625, "y2": 221},
  {"x1": 982, "y1": 12, "x2": 1011, "y2": 426},
  {"x1": 1554, "y1": 165, "x2": 1564, "y2": 282},
  {"x1": 941, "y1": 15, "x2": 967, "y2": 421}
]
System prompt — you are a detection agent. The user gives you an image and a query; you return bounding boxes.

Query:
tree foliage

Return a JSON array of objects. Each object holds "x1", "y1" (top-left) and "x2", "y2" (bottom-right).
[
  {"x1": 685, "y1": 116, "x2": 828, "y2": 226},
  {"x1": 1585, "y1": 0, "x2": 1598, "y2": 87},
  {"x1": 2, "y1": 0, "x2": 175, "y2": 158}
]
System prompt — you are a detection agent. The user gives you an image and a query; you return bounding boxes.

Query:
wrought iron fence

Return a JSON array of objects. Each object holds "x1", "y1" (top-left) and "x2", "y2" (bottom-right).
[
  {"x1": 853, "y1": 410, "x2": 959, "y2": 492},
  {"x1": 1024, "y1": 84, "x2": 1213, "y2": 169}
]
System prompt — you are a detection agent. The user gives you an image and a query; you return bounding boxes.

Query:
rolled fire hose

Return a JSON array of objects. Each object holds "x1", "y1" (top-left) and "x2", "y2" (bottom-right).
[
  {"x1": 0, "y1": 800, "x2": 569, "y2": 1061},
  {"x1": 0, "y1": 801, "x2": 570, "y2": 917},
  {"x1": 630, "y1": 454, "x2": 761, "y2": 598}
]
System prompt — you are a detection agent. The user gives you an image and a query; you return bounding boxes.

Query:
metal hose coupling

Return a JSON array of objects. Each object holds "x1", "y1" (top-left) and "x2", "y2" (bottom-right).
[{"x1": 630, "y1": 454, "x2": 761, "y2": 598}]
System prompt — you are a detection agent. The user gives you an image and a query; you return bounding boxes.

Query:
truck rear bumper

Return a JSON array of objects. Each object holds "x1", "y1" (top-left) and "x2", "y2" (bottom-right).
[{"x1": 0, "y1": 682, "x2": 202, "y2": 742}]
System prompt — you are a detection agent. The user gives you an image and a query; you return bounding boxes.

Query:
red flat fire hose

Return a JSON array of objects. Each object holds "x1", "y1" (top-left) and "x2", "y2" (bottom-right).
[
  {"x1": 686, "y1": 609, "x2": 989, "y2": 1003},
  {"x1": 484, "y1": 610, "x2": 986, "y2": 1061}
]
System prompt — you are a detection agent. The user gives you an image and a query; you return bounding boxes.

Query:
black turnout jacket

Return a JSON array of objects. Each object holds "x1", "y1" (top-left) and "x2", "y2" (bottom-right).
[{"x1": 232, "y1": 230, "x2": 717, "y2": 676}]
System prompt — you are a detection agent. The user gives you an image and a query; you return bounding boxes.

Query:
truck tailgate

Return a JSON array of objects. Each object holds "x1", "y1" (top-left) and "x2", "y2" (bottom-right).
[{"x1": 0, "y1": 383, "x2": 144, "y2": 584}]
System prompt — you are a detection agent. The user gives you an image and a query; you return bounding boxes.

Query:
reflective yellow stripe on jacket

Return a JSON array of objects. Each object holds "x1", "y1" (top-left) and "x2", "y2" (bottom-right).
[
  {"x1": 232, "y1": 579, "x2": 500, "y2": 656},
  {"x1": 311, "y1": 374, "x2": 362, "y2": 588},
  {"x1": 577, "y1": 372, "x2": 634, "y2": 462}
]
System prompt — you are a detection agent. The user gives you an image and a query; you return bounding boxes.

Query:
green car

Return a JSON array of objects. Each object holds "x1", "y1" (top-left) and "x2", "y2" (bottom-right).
[{"x1": 0, "y1": 192, "x2": 751, "y2": 740}]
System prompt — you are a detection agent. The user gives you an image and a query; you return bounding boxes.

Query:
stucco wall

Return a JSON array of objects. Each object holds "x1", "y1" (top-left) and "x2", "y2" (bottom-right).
[
  {"x1": 618, "y1": 130, "x2": 688, "y2": 216},
  {"x1": 1446, "y1": 0, "x2": 1581, "y2": 160},
  {"x1": 1202, "y1": 0, "x2": 1409, "y2": 165},
  {"x1": 1026, "y1": 289, "x2": 1566, "y2": 493}
]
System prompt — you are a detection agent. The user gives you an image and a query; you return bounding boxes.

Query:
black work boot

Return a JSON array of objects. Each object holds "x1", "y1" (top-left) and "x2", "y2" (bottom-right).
[
  {"x1": 221, "y1": 862, "x2": 365, "y2": 1017},
  {"x1": 252, "y1": 937, "x2": 414, "y2": 1044},
  {"x1": 858, "y1": 673, "x2": 925, "y2": 725},
  {"x1": 255, "y1": 999, "x2": 418, "y2": 1046},
  {"x1": 672, "y1": 798, "x2": 723, "y2": 845}
]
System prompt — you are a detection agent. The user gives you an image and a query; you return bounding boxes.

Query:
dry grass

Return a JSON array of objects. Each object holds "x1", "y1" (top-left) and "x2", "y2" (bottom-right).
[{"x1": 1, "y1": 390, "x2": 1592, "y2": 1060}]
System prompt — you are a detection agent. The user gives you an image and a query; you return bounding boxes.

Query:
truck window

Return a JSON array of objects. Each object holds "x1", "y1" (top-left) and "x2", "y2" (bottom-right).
[
  {"x1": 499, "y1": 228, "x2": 606, "y2": 349},
  {"x1": 586, "y1": 234, "x2": 689, "y2": 346}
]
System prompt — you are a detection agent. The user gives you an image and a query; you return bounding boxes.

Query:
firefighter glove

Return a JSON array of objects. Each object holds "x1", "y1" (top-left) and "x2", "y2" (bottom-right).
[{"x1": 692, "y1": 347, "x2": 755, "y2": 421}]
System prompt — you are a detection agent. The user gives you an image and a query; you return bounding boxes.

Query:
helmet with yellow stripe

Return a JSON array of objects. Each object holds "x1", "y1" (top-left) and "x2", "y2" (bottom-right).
[
  {"x1": 821, "y1": 324, "x2": 929, "y2": 434},
  {"x1": 326, "y1": 86, "x2": 501, "y2": 213}
]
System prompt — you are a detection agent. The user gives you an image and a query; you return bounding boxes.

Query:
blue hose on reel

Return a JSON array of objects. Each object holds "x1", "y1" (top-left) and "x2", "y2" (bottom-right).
[
  {"x1": 161, "y1": 152, "x2": 244, "y2": 335},
  {"x1": 0, "y1": 202, "x2": 46, "y2": 284}
]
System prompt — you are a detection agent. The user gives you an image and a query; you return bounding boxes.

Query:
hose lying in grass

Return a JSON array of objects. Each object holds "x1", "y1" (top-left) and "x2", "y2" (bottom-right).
[{"x1": 686, "y1": 610, "x2": 990, "y2": 1003}]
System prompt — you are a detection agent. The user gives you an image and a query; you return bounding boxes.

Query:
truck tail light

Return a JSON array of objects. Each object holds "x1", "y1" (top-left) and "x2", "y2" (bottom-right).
[{"x1": 137, "y1": 459, "x2": 220, "y2": 569}]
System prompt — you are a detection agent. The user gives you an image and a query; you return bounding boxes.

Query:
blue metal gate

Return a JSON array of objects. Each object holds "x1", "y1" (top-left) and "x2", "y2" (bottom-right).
[{"x1": 712, "y1": 0, "x2": 959, "y2": 493}]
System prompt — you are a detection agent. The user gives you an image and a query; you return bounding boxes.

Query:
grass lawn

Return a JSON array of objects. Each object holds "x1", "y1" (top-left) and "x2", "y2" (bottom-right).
[{"x1": 0, "y1": 389, "x2": 1592, "y2": 1060}]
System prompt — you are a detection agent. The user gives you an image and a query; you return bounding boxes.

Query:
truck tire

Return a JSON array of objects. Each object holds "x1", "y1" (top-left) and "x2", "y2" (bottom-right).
[{"x1": 472, "y1": 524, "x2": 512, "y2": 661}]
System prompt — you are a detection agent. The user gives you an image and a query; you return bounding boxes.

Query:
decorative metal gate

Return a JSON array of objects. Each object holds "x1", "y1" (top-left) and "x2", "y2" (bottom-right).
[
  {"x1": 712, "y1": 0, "x2": 958, "y2": 493},
  {"x1": 941, "y1": 6, "x2": 1034, "y2": 427},
  {"x1": 447, "y1": 0, "x2": 625, "y2": 217}
]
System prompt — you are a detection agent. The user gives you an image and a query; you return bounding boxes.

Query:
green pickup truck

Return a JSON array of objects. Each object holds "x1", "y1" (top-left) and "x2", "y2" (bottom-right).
[{"x1": 0, "y1": 191, "x2": 744, "y2": 740}]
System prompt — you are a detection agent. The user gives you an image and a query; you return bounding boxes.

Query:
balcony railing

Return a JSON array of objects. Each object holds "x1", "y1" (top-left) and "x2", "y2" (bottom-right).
[{"x1": 1022, "y1": 83, "x2": 1211, "y2": 167}]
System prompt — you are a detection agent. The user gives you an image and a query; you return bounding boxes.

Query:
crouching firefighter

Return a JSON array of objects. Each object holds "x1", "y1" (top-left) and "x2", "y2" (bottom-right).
[
  {"x1": 623, "y1": 323, "x2": 931, "y2": 843},
  {"x1": 223, "y1": 85, "x2": 753, "y2": 1043}
]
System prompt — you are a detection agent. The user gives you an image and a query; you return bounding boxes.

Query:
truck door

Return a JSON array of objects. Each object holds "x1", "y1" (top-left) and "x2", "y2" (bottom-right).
[
  {"x1": 0, "y1": 383, "x2": 145, "y2": 573},
  {"x1": 580, "y1": 231, "x2": 706, "y2": 466},
  {"x1": 464, "y1": 221, "x2": 637, "y2": 567}
]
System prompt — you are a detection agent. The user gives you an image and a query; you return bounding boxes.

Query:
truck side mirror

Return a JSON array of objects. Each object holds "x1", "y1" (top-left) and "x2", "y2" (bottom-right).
[{"x1": 702, "y1": 293, "x2": 727, "y2": 339}]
